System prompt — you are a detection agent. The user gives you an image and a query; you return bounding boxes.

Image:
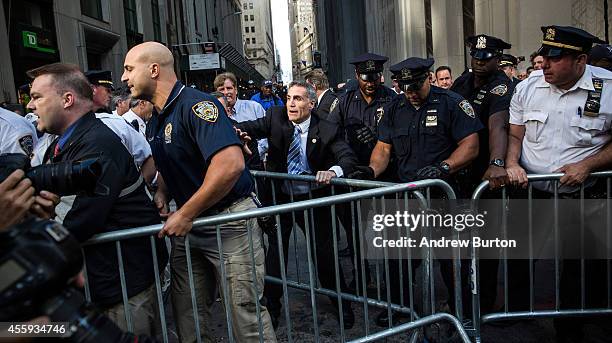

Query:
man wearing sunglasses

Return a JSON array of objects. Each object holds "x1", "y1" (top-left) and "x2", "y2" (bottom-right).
[{"x1": 352, "y1": 57, "x2": 482, "y2": 326}]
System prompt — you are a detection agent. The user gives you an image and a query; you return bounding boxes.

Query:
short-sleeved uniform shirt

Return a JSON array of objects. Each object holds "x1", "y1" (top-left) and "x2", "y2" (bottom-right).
[
  {"x1": 331, "y1": 85, "x2": 397, "y2": 165},
  {"x1": 0, "y1": 107, "x2": 37, "y2": 156},
  {"x1": 378, "y1": 86, "x2": 484, "y2": 182},
  {"x1": 509, "y1": 66, "x2": 612, "y2": 193},
  {"x1": 451, "y1": 70, "x2": 512, "y2": 175},
  {"x1": 147, "y1": 81, "x2": 254, "y2": 212}
]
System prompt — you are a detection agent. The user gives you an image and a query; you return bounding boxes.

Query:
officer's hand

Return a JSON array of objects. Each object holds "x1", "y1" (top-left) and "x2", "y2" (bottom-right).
[
  {"x1": 30, "y1": 190, "x2": 60, "y2": 219},
  {"x1": 556, "y1": 162, "x2": 591, "y2": 187},
  {"x1": 506, "y1": 163, "x2": 528, "y2": 188},
  {"x1": 316, "y1": 170, "x2": 337, "y2": 184},
  {"x1": 354, "y1": 125, "x2": 376, "y2": 145},
  {"x1": 0, "y1": 170, "x2": 35, "y2": 231},
  {"x1": 483, "y1": 165, "x2": 509, "y2": 189},
  {"x1": 154, "y1": 190, "x2": 171, "y2": 219},
  {"x1": 415, "y1": 165, "x2": 448, "y2": 180},
  {"x1": 158, "y1": 210, "x2": 193, "y2": 238},
  {"x1": 347, "y1": 165, "x2": 375, "y2": 180}
]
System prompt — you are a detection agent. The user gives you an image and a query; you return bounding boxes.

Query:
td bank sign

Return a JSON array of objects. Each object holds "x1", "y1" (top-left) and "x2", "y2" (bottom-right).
[{"x1": 22, "y1": 31, "x2": 56, "y2": 54}]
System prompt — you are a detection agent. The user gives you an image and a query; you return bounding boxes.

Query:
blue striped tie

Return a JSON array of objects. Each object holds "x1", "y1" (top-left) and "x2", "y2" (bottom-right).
[{"x1": 287, "y1": 125, "x2": 304, "y2": 174}]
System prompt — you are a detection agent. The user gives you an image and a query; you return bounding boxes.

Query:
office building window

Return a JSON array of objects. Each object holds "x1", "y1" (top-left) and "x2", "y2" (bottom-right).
[
  {"x1": 246, "y1": 38, "x2": 250, "y2": 44},
  {"x1": 251, "y1": 26, "x2": 255, "y2": 33},
  {"x1": 244, "y1": 15, "x2": 248, "y2": 21},
  {"x1": 152, "y1": 0, "x2": 162, "y2": 42},
  {"x1": 243, "y1": 3, "x2": 247, "y2": 10},
  {"x1": 252, "y1": 51, "x2": 257, "y2": 57},
  {"x1": 124, "y1": 0, "x2": 142, "y2": 48},
  {"x1": 252, "y1": 37, "x2": 256, "y2": 44},
  {"x1": 250, "y1": 15, "x2": 254, "y2": 21},
  {"x1": 249, "y1": 3, "x2": 253, "y2": 9},
  {"x1": 245, "y1": 27, "x2": 249, "y2": 33},
  {"x1": 81, "y1": 0, "x2": 103, "y2": 20}
]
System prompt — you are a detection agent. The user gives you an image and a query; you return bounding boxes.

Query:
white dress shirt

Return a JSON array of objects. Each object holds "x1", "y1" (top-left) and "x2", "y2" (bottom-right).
[{"x1": 122, "y1": 109, "x2": 147, "y2": 137}]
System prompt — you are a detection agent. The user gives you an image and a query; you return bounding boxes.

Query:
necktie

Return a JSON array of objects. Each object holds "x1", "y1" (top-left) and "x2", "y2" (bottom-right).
[
  {"x1": 53, "y1": 143, "x2": 60, "y2": 157},
  {"x1": 287, "y1": 125, "x2": 304, "y2": 174}
]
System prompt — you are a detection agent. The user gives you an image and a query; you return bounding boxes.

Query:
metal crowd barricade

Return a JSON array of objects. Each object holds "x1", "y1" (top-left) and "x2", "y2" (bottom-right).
[
  {"x1": 82, "y1": 177, "x2": 471, "y2": 343},
  {"x1": 470, "y1": 171, "x2": 612, "y2": 342}
]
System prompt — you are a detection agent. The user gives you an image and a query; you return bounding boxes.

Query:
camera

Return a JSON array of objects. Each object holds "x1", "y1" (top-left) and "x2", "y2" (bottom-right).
[
  {"x1": 0, "y1": 153, "x2": 101, "y2": 196},
  {"x1": 0, "y1": 218, "x2": 156, "y2": 342}
]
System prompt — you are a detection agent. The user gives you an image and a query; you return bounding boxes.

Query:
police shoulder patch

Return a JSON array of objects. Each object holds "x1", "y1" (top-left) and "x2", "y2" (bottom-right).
[
  {"x1": 459, "y1": 100, "x2": 476, "y2": 118},
  {"x1": 192, "y1": 101, "x2": 219, "y2": 122},
  {"x1": 490, "y1": 84, "x2": 508, "y2": 96},
  {"x1": 18, "y1": 134, "x2": 34, "y2": 156},
  {"x1": 329, "y1": 98, "x2": 339, "y2": 113}
]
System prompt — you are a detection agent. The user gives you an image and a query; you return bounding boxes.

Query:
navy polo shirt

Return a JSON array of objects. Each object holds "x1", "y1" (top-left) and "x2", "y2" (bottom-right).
[
  {"x1": 147, "y1": 81, "x2": 253, "y2": 213},
  {"x1": 377, "y1": 86, "x2": 483, "y2": 182}
]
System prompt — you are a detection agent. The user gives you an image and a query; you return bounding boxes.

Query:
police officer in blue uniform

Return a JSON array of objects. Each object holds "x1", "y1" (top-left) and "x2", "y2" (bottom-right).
[
  {"x1": 122, "y1": 42, "x2": 276, "y2": 342},
  {"x1": 451, "y1": 35, "x2": 513, "y2": 191},
  {"x1": 352, "y1": 57, "x2": 482, "y2": 326},
  {"x1": 330, "y1": 53, "x2": 397, "y2": 170},
  {"x1": 499, "y1": 54, "x2": 522, "y2": 88}
]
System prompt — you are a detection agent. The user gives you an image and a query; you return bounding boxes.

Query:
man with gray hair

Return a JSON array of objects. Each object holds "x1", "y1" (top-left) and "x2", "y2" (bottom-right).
[
  {"x1": 236, "y1": 80, "x2": 358, "y2": 329},
  {"x1": 305, "y1": 68, "x2": 338, "y2": 120},
  {"x1": 111, "y1": 86, "x2": 132, "y2": 116},
  {"x1": 123, "y1": 98, "x2": 154, "y2": 136}
]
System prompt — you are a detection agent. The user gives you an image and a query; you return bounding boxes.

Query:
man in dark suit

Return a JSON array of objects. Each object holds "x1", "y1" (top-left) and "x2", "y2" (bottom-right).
[
  {"x1": 305, "y1": 68, "x2": 339, "y2": 120},
  {"x1": 236, "y1": 80, "x2": 357, "y2": 329}
]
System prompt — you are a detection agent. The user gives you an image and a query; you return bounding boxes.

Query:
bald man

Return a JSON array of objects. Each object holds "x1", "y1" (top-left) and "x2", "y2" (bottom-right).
[{"x1": 122, "y1": 42, "x2": 276, "y2": 342}]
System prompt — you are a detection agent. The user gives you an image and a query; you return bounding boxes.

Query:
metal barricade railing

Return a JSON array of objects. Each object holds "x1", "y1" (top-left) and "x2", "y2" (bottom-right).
[
  {"x1": 470, "y1": 171, "x2": 612, "y2": 342},
  {"x1": 82, "y1": 177, "x2": 471, "y2": 343}
]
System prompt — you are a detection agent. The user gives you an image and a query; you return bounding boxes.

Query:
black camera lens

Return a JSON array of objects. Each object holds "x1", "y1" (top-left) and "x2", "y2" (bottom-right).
[{"x1": 26, "y1": 158, "x2": 102, "y2": 196}]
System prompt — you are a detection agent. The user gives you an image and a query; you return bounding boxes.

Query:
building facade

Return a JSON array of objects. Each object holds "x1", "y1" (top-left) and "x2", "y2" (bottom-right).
[
  {"x1": 315, "y1": 0, "x2": 611, "y2": 87},
  {"x1": 0, "y1": 0, "x2": 262, "y2": 104},
  {"x1": 288, "y1": 0, "x2": 318, "y2": 80},
  {"x1": 241, "y1": 0, "x2": 275, "y2": 79}
]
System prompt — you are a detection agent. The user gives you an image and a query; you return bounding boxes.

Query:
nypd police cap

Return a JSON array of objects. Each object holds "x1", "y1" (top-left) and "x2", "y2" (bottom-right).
[
  {"x1": 499, "y1": 54, "x2": 518, "y2": 67},
  {"x1": 588, "y1": 44, "x2": 612, "y2": 64},
  {"x1": 389, "y1": 57, "x2": 434, "y2": 83},
  {"x1": 538, "y1": 25, "x2": 605, "y2": 57},
  {"x1": 349, "y1": 53, "x2": 389, "y2": 74},
  {"x1": 467, "y1": 34, "x2": 511, "y2": 60},
  {"x1": 85, "y1": 70, "x2": 114, "y2": 90}
]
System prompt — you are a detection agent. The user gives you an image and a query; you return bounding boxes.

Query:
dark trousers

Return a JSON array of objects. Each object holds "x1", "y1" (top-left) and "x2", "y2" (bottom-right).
[{"x1": 264, "y1": 187, "x2": 350, "y2": 311}]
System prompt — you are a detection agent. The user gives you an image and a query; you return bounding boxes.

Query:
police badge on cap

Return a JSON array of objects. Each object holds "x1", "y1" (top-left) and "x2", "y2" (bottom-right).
[{"x1": 349, "y1": 53, "x2": 389, "y2": 74}]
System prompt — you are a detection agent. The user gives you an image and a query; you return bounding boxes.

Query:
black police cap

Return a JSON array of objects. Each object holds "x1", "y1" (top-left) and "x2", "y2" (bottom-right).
[
  {"x1": 467, "y1": 34, "x2": 511, "y2": 60},
  {"x1": 85, "y1": 70, "x2": 114, "y2": 90},
  {"x1": 389, "y1": 57, "x2": 434, "y2": 82},
  {"x1": 499, "y1": 54, "x2": 518, "y2": 67},
  {"x1": 588, "y1": 44, "x2": 612, "y2": 63},
  {"x1": 349, "y1": 53, "x2": 389, "y2": 74},
  {"x1": 538, "y1": 25, "x2": 605, "y2": 57}
]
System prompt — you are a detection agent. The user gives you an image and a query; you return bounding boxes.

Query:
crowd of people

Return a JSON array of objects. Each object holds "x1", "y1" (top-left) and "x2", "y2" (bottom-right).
[{"x1": 1, "y1": 23, "x2": 612, "y2": 342}]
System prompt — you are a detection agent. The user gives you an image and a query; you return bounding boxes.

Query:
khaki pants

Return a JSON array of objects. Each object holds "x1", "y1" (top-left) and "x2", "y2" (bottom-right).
[
  {"x1": 171, "y1": 197, "x2": 276, "y2": 343},
  {"x1": 103, "y1": 285, "x2": 159, "y2": 336}
]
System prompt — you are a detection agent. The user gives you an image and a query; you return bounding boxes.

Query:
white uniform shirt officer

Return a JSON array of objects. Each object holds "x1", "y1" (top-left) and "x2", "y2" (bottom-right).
[
  {"x1": 122, "y1": 109, "x2": 147, "y2": 137},
  {"x1": 510, "y1": 65, "x2": 612, "y2": 192},
  {"x1": 0, "y1": 107, "x2": 38, "y2": 156}
]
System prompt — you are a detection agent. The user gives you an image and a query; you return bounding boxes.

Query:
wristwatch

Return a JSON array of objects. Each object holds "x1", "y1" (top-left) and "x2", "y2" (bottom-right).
[
  {"x1": 490, "y1": 159, "x2": 505, "y2": 168},
  {"x1": 439, "y1": 161, "x2": 451, "y2": 174}
]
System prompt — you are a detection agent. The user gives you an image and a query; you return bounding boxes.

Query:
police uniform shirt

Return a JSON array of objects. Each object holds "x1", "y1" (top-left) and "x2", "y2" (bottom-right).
[
  {"x1": 147, "y1": 81, "x2": 253, "y2": 211},
  {"x1": 451, "y1": 70, "x2": 513, "y2": 171},
  {"x1": 122, "y1": 109, "x2": 147, "y2": 137},
  {"x1": 510, "y1": 66, "x2": 612, "y2": 192},
  {"x1": 95, "y1": 112, "x2": 151, "y2": 167},
  {"x1": 333, "y1": 85, "x2": 397, "y2": 163},
  {"x1": 0, "y1": 107, "x2": 37, "y2": 156},
  {"x1": 377, "y1": 87, "x2": 483, "y2": 182}
]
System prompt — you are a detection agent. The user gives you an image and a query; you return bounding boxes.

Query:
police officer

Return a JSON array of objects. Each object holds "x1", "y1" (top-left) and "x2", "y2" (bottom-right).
[
  {"x1": 451, "y1": 35, "x2": 513, "y2": 191},
  {"x1": 588, "y1": 44, "x2": 612, "y2": 71},
  {"x1": 0, "y1": 106, "x2": 37, "y2": 156},
  {"x1": 85, "y1": 70, "x2": 114, "y2": 113},
  {"x1": 506, "y1": 25, "x2": 610, "y2": 342},
  {"x1": 499, "y1": 54, "x2": 522, "y2": 87},
  {"x1": 331, "y1": 53, "x2": 397, "y2": 169},
  {"x1": 122, "y1": 42, "x2": 276, "y2": 342},
  {"x1": 353, "y1": 57, "x2": 482, "y2": 325}
]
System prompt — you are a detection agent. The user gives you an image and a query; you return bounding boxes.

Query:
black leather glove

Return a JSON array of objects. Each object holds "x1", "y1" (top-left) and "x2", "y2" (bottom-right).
[
  {"x1": 354, "y1": 125, "x2": 376, "y2": 145},
  {"x1": 415, "y1": 164, "x2": 449, "y2": 180},
  {"x1": 257, "y1": 216, "x2": 278, "y2": 236},
  {"x1": 348, "y1": 165, "x2": 375, "y2": 180}
]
